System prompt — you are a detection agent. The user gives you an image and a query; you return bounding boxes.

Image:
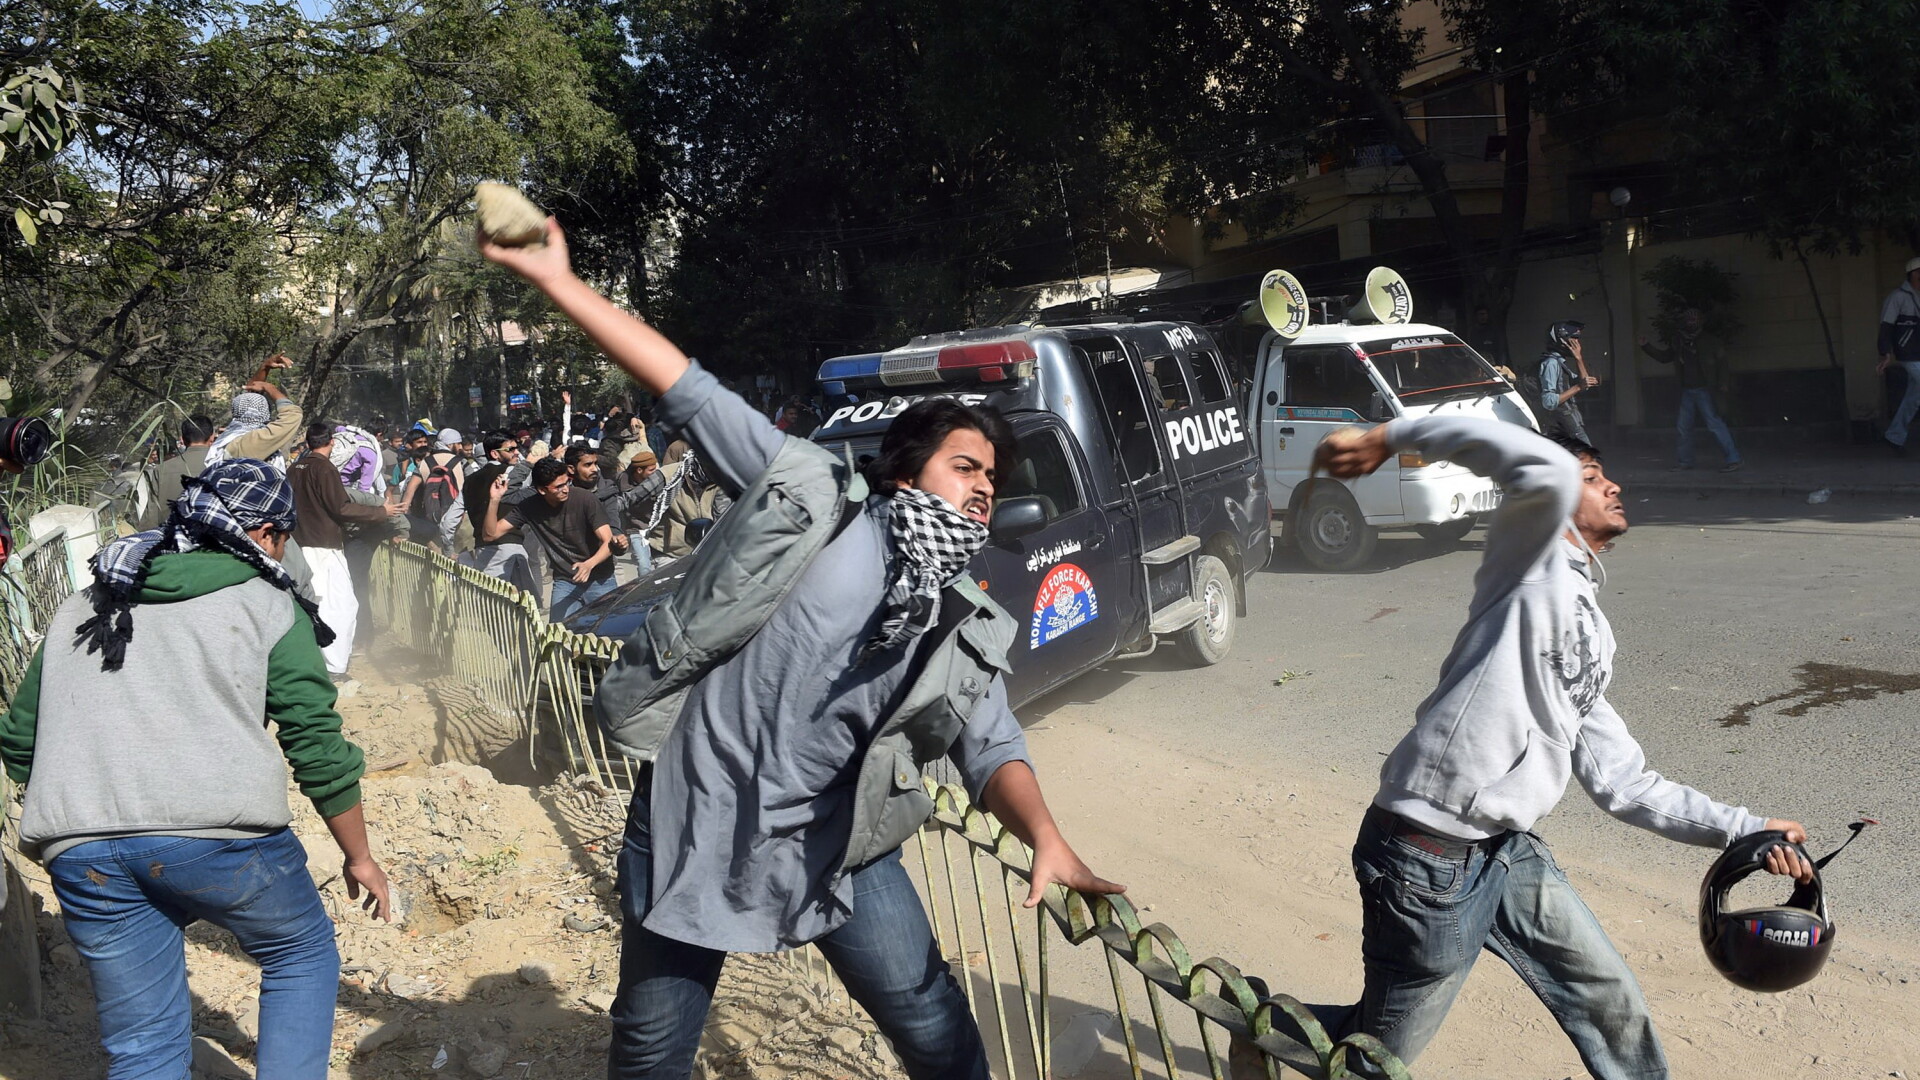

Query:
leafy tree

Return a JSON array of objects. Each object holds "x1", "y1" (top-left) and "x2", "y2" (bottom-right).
[
  {"x1": 295, "y1": 0, "x2": 629, "y2": 412},
  {"x1": 1139, "y1": 0, "x2": 1616, "y2": 360},
  {"x1": 1641, "y1": 256, "x2": 1740, "y2": 340},
  {"x1": 583, "y1": 0, "x2": 1179, "y2": 377},
  {"x1": 0, "y1": 0, "x2": 625, "y2": 437},
  {"x1": 1608, "y1": 0, "x2": 1920, "y2": 257}
]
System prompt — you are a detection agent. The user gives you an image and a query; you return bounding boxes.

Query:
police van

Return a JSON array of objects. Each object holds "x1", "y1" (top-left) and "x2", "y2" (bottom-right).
[
  {"x1": 809, "y1": 321, "x2": 1272, "y2": 706},
  {"x1": 1247, "y1": 267, "x2": 1538, "y2": 571}
]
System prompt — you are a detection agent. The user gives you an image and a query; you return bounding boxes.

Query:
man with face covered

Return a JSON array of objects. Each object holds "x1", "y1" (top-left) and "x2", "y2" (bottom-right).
[
  {"x1": 205, "y1": 356, "x2": 305, "y2": 472},
  {"x1": 647, "y1": 442, "x2": 733, "y2": 562},
  {"x1": 480, "y1": 214, "x2": 1119, "y2": 1080}
]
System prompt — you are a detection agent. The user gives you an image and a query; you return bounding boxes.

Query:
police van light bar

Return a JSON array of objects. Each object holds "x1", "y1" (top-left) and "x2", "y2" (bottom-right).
[
  {"x1": 933, "y1": 341, "x2": 1036, "y2": 384},
  {"x1": 815, "y1": 340, "x2": 1036, "y2": 389},
  {"x1": 817, "y1": 354, "x2": 886, "y2": 383}
]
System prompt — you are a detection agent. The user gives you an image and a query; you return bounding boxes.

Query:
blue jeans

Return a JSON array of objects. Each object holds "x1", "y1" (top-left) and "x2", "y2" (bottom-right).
[
  {"x1": 610, "y1": 785, "x2": 986, "y2": 1080},
  {"x1": 1675, "y1": 388, "x2": 1739, "y2": 466},
  {"x1": 1543, "y1": 402, "x2": 1589, "y2": 444},
  {"x1": 1337, "y1": 809, "x2": 1666, "y2": 1079},
  {"x1": 628, "y1": 534, "x2": 653, "y2": 577},
  {"x1": 47, "y1": 829, "x2": 340, "y2": 1080},
  {"x1": 551, "y1": 574, "x2": 619, "y2": 622},
  {"x1": 1887, "y1": 360, "x2": 1920, "y2": 446}
]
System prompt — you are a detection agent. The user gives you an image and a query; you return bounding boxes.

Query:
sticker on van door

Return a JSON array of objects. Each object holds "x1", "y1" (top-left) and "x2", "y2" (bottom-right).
[
  {"x1": 1030, "y1": 563, "x2": 1100, "y2": 649},
  {"x1": 1273, "y1": 406, "x2": 1365, "y2": 422},
  {"x1": 1163, "y1": 407, "x2": 1245, "y2": 461}
]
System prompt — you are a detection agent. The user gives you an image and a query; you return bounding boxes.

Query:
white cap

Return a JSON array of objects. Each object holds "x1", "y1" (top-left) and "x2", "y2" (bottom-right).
[
  {"x1": 1907, "y1": 256, "x2": 1920, "y2": 275},
  {"x1": 436, "y1": 427, "x2": 463, "y2": 448}
]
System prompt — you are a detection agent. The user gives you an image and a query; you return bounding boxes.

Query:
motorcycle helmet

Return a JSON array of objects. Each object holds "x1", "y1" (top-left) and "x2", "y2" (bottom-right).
[
  {"x1": 1546, "y1": 320, "x2": 1584, "y2": 355},
  {"x1": 1699, "y1": 830, "x2": 1833, "y2": 992}
]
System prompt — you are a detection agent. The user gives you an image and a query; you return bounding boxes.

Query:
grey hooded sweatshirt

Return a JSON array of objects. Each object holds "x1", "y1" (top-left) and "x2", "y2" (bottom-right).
[{"x1": 1373, "y1": 416, "x2": 1765, "y2": 847}]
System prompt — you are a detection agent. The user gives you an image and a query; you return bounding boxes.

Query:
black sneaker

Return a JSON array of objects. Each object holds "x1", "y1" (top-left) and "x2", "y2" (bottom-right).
[
  {"x1": 1887, "y1": 437, "x2": 1908, "y2": 457},
  {"x1": 1718, "y1": 461, "x2": 1743, "y2": 473}
]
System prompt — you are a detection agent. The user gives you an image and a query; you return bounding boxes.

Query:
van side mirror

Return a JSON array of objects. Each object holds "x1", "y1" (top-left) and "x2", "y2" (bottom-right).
[
  {"x1": 1369, "y1": 393, "x2": 1394, "y2": 423},
  {"x1": 990, "y1": 497, "x2": 1049, "y2": 544}
]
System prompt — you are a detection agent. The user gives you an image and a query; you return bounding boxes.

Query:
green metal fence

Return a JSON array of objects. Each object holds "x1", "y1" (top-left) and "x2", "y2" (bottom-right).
[
  {"x1": 2, "y1": 518, "x2": 91, "y2": 1022},
  {"x1": 1, "y1": 528, "x2": 73, "y2": 694},
  {"x1": 367, "y1": 540, "x2": 1412, "y2": 1080}
]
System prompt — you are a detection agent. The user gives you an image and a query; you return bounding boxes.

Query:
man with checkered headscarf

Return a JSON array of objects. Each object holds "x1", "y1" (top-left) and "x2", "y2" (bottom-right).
[
  {"x1": 481, "y1": 220, "x2": 1123, "y2": 1080},
  {"x1": 205, "y1": 375, "x2": 305, "y2": 473},
  {"x1": 1, "y1": 459, "x2": 394, "y2": 1078}
]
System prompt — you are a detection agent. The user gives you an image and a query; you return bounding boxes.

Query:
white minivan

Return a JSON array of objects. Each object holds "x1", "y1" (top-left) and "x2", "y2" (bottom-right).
[{"x1": 1248, "y1": 311, "x2": 1538, "y2": 571}]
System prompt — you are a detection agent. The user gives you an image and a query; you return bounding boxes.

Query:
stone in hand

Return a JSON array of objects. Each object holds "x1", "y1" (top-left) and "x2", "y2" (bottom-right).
[{"x1": 474, "y1": 182, "x2": 547, "y2": 248}]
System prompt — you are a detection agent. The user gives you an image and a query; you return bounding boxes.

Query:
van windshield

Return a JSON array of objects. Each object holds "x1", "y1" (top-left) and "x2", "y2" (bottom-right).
[{"x1": 1360, "y1": 337, "x2": 1505, "y2": 405}]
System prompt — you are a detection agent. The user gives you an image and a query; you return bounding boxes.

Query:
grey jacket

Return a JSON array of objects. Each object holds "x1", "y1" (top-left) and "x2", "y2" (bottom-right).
[
  {"x1": 6, "y1": 557, "x2": 363, "y2": 862},
  {"x1": 594, "y1": 433, "x2": 1018, "y2": 871},
  {"x1": 1373, "y1": 416, "x2": 1765, "y2": 848}
]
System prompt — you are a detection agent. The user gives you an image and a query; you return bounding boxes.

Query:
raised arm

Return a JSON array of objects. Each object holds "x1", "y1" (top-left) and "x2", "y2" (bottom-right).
[
  {"x1": 478, "y1": 473, "x2": 515, "y2": 542},
  {"x1": 1318, "y1": 416, "x2": 1579, "y2": 583},
  {"x1": 230, "y1": 383, "x2": 305, "y2": 462},
  {"x1": 479, "y1": 221, "x2": 690, "y2": 398}
]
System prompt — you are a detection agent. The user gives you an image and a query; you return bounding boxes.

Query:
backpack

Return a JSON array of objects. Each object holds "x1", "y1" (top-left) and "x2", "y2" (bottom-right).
[
  {"x1": 329, "y1": 424, "x2": 382, "y2": 492},
  {"x1": 1517, "y1": 369, "x2": 1546, "y2": 425},
  {"x1": 413, "y1": 452, "x2": 462, "y2": 526}
]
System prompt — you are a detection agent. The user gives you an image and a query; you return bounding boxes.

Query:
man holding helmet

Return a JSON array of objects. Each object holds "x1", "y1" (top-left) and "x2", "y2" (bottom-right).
[{"x1": 1314, "y1": 417, "x2": 1813, "y2": 1080}]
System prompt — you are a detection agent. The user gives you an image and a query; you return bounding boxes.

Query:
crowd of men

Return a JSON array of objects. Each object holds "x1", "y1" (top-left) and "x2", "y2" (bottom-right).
[{"x1": 124, "y1": 382, "x2": 826, "y2": 670}]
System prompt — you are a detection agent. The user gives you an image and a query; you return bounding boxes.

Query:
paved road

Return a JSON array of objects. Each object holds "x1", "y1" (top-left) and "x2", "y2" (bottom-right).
[{"x1": 1025, "y1": 489, "x2": 1920, "y2": 937}]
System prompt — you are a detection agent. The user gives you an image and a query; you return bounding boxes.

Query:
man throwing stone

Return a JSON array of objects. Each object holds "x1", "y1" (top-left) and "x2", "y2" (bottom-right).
[{"x1": 1314, "y1": 417, "x2": 1812, "y2": 1079}]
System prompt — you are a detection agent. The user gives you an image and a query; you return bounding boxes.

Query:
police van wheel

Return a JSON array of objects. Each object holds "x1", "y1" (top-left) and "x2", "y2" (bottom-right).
[
  {"x1": 1176, "y1": 555, "x2": 1236, "y2": 666},
  {"x1": 1297, "y1": 488, "x2": 1377, "y2": 571},
  {"x1": 1414, "y1": 516, "x2": 1476, "y2": 545}
]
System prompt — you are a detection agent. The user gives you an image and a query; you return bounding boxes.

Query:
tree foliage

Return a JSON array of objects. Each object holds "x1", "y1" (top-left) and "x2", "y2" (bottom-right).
[
  {"x1": 579, "y1": 0, "x2": 1181, "y2": 373},
  {"x1": 1608, "y1": 0, "x2": 1920, "y2": 255},
  {"x1": 6, "y1": 0, "x2": 1917, "y2": 453},
  {"x1": 0, "y1": 0, "x2": 625, "y2": 443}
]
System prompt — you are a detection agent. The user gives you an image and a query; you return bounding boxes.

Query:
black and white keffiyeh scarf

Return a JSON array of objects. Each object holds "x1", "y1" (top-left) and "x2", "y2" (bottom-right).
[
  {"x1": 202, "y1": 391, "x2": 273, "y2": 470},
  {"x1": 78, "y1": 458, "x2": 333, "y2": 671},
  {"x1": 861, "y1": 486, "x2": 989, "y2": 661}
]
